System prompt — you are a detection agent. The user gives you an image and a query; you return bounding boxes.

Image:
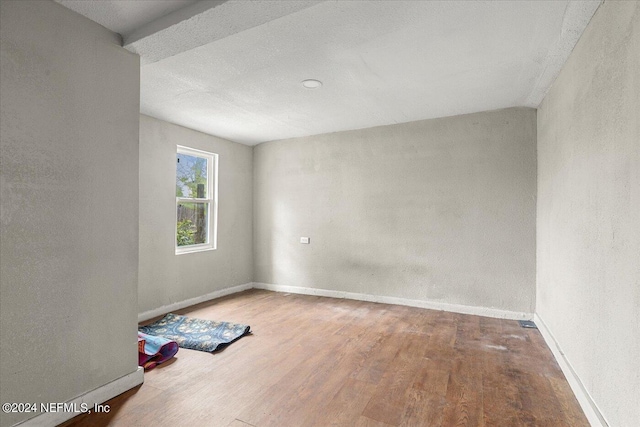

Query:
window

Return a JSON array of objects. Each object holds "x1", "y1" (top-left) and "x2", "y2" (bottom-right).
[{"x1": 175, "y1": 146, "x2": 218, "y2": 254}]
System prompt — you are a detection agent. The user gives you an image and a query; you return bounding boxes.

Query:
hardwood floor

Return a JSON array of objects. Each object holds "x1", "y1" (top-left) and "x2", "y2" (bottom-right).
[{"x1": 62, "y1": 290, "x2": 588, "y2": 427}]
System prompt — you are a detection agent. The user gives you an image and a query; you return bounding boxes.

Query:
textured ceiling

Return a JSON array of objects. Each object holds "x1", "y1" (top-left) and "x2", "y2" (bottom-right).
[{"x1": 56, "y1": 0, "x2": 601, "y2": 146}]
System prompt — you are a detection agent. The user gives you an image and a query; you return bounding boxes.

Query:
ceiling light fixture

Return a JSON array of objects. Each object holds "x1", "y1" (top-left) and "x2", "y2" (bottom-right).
[{"x1": 302, "y1": 79, "x2": 322, "y2": 89}]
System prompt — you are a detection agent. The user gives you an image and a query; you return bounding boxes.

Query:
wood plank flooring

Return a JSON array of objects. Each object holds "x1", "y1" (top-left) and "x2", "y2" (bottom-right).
[{"x1": 62, "y1": 289, "x2": 588, "y2": 427}]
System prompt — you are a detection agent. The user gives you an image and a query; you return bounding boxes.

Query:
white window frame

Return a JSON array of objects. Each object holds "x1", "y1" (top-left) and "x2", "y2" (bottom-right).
[{"x1": 175, "y1": 145, "x2": 218, "y2": 255}]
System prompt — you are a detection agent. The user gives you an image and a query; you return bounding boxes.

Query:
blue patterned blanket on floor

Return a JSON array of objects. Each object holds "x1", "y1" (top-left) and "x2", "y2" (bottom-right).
[{"x1": 139, "y1": 313, "x2": 251, "y2": 352}]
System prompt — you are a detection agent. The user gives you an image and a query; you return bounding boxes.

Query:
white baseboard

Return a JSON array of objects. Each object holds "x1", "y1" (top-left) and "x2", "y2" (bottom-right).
[
  {"x1": 16, "y1": 367, "x2": 144, "y2": 427},
  {"x1": 252, "y1": 282, "x2": 532, "y2": 320},
  {"x1": 139, "y1": 282, "x2": 531, "y2": 323},
  {"x1": 138, "y1": 282, "x2": 254, "y2": 322},
  {"x1": 533, "y1": 313, "x2": 609, "y2": 427}
]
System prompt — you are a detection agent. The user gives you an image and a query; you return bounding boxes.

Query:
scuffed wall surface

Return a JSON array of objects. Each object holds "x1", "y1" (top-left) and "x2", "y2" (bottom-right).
[
  {"x1": 138, "y1": 115, "x2": 253, "y2": 314},
  {"x1": 254, "y1": 108, "x2": 537, "y2": 314},
  {"x1": 0, "y1": 1, "x2": 140, "y2": 426},
  {"x1": 537, "y1": 2, "x2": 639, "y2": 426}
]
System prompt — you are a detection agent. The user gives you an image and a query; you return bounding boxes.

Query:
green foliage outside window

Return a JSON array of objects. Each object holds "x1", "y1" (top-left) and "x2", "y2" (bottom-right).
[
  {"x1": 176, "y1": 156, "x2": 207, "y2": 198},
  {"x1": 177, "y1": 219, "x2": 196, "y2": 246},
  {"x1": 176, "y1": 150, "x2": 212, "y2": 250}
]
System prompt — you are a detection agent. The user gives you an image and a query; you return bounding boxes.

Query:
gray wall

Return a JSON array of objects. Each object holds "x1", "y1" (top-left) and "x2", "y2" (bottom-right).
[
  {"x1": 138, "y1": 115, "x2": 253, "y2": 314},
  {"x1": 254, "y1": 108, "x2": 537, "y2": 314},
  {"x1": 0, "y1": 1, "x2": 140, "y2": 426},
  {"x1": 536, "y1": 2, "x2": 639, "y2": 426}
]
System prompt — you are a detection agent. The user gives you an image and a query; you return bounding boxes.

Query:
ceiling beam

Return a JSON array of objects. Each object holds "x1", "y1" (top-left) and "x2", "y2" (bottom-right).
[{"x1": 125, "y1": 0, "x2": 325, "y2": 65}]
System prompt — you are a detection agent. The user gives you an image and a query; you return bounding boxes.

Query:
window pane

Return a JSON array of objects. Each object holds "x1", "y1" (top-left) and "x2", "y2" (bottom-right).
[
  {"x1": 176, "y1": 153, "x2": 208, "y2": 198},
  {"x1": 177, "y1": 202, "x2": 209, "y2": 246}
]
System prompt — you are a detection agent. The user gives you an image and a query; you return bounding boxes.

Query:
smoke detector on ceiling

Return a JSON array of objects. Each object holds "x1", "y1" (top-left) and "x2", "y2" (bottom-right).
[{"x1": 301, "y1": 79, "x2": 322, "y2": 89}]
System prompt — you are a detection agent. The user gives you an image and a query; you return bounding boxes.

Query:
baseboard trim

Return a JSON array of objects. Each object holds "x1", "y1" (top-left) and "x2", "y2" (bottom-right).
[
  {"x1": 252, "y1": 282, "x2": 532, "y2": 320},
  {"x1": 138, "y1": 282, "x2": 254, "y2": 322},
  {"x1": 138, "y1": 282, "x2": 531, "y2": 323},
  {"x1": 16, "y1": 367, "x2": 144, "y2": 427},
  {"x1": 533, "y1": 313, "x2": 609, "y2": 427}
]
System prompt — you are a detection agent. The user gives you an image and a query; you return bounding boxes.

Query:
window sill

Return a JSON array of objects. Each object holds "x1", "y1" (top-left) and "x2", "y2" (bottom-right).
[{"x1": 175, "y1": 245, "x2": 216, "y2": 255}]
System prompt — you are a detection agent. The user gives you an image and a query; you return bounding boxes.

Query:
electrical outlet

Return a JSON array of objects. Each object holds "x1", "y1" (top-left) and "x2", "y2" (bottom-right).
[{"x1": 300, "y1": 237, "x2": 310, "y2": 244}]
